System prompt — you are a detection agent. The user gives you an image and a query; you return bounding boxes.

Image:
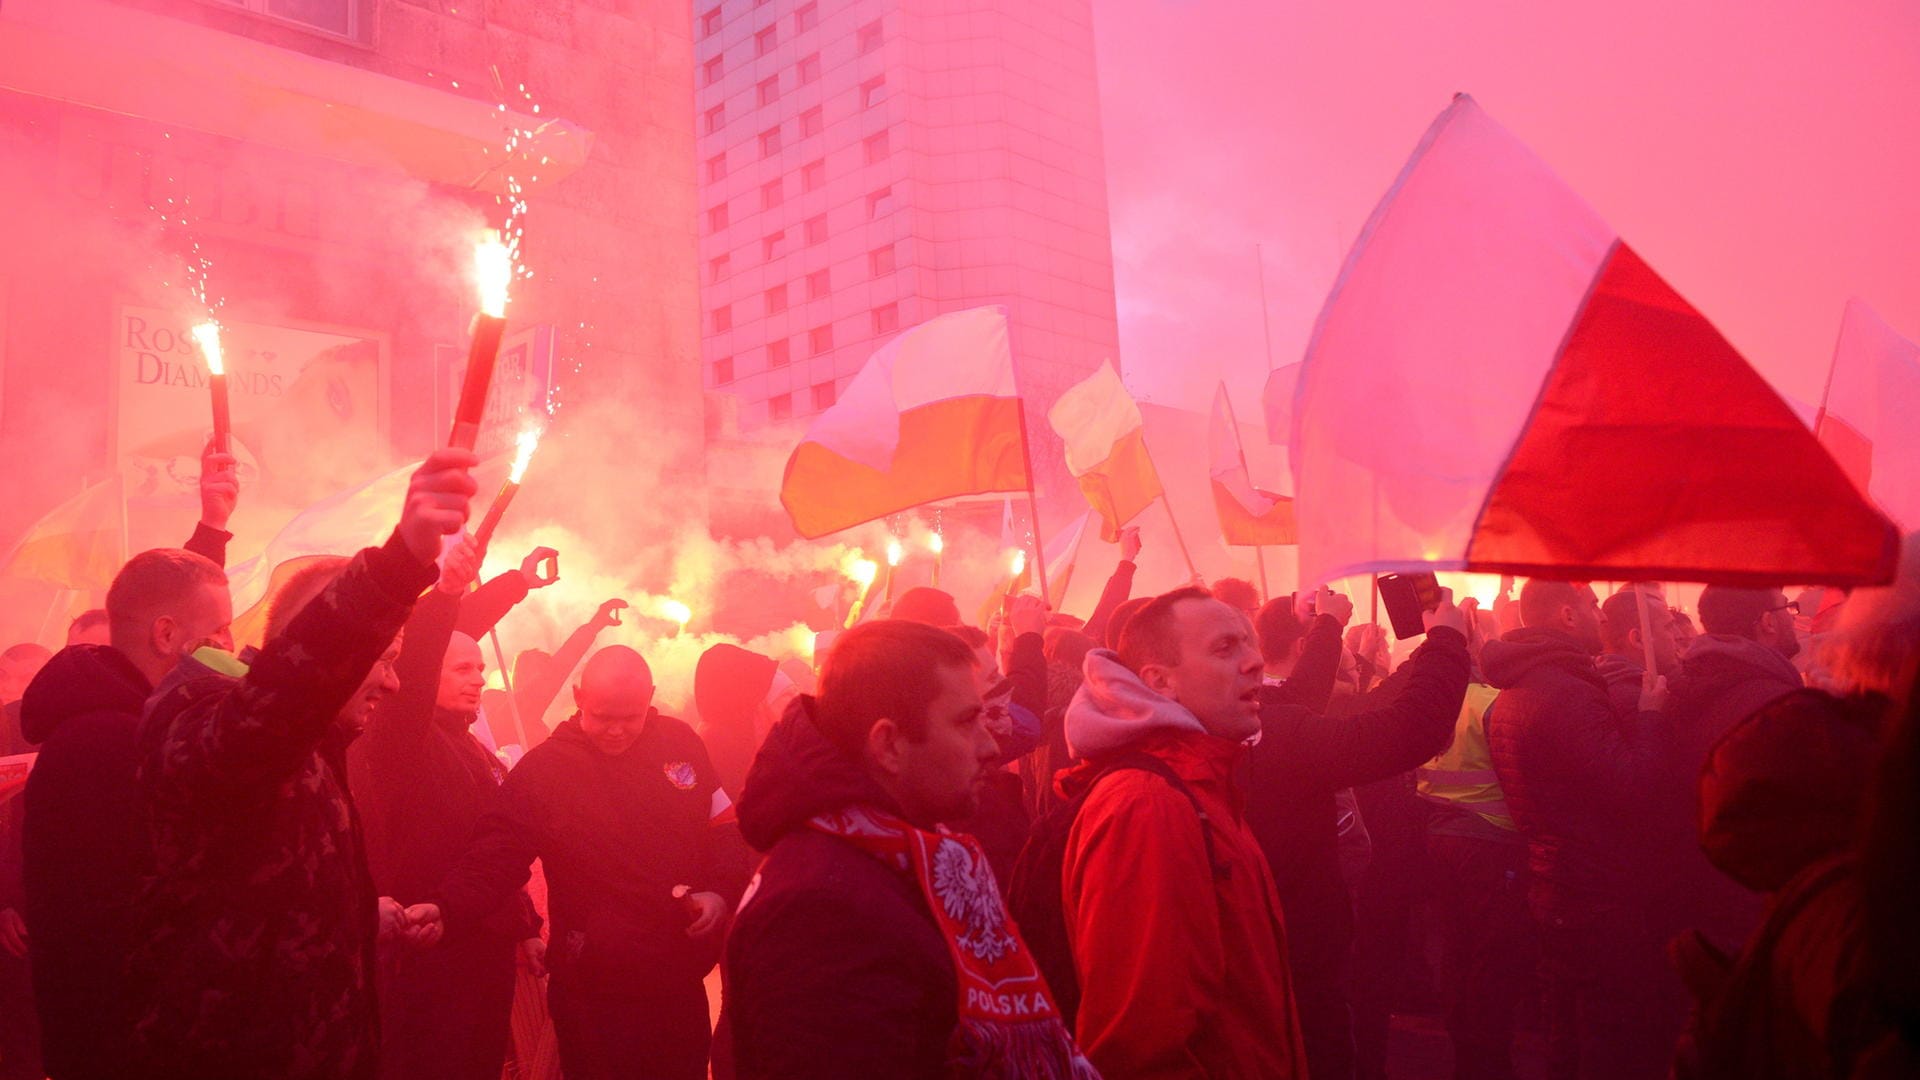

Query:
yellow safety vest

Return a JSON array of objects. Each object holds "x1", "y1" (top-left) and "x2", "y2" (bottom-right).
[{"x1": 1416, "y1": 683, "x2": 1514, "y2": 832}]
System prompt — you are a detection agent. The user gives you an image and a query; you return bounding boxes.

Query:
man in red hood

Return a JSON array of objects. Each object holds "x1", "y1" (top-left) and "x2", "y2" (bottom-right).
[{"x1": 1058, "y1": 586, "x2": 1307, "y2": 1078}]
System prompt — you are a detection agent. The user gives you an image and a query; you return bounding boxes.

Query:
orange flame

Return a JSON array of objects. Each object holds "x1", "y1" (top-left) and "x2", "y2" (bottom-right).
[
  {"x1": 191, "y1": 321, "x2": 224, "y2": 376},
  {"x1": 474, "y1": 233, "x2": 512, "y2": 318},
  {"x1": 508, "y1": 426, "x2": 542, "y2": 484}
]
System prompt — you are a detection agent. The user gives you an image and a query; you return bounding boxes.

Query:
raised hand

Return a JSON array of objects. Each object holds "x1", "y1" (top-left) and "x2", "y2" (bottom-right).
[
  {"x1": 680, "y1": 889, "x2": 727, "y2": 938},
  {"x1": 1118, "y1": 527, "x2": 1142, "y2": 563},
  {"x1": 593, "y1": 599, "x2": 629, "y2": 628},
  {"x1": 199, "y1": 437, "x2": 240, "y2": 531},
  {"x1": 400, "y1": 902, "x2": 445, "y2": 949},
  {"x1": 519, "y1": 936, "x2": 548, "y2": 977},
  {"x1": 399, "y1": 450, "x2": 480, "y2": 564},
  {"x1": 1639, "y1": 672, "x2": 1670, "y2": 714},
  {"x1": 1423, "y1": 587, "x2": 1468, "y2": 636},
  {"x1": 437, "y1": 536, "x2": 484, "y2": 595},
  {"x1": 1008, "y1": 593, "x2": 1049, "y2": 638},
  {"x1": 521, "y1": 547, "x2": 561, "y2": 589}
]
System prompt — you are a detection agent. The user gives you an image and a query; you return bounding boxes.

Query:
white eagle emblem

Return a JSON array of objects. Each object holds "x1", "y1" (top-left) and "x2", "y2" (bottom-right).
[
  {"x1": 663, "y1": 762, "x2": 698, "y2": 790},
  {"x1": 931, "y1": 838, "x2": 1015, "y2": 963}
]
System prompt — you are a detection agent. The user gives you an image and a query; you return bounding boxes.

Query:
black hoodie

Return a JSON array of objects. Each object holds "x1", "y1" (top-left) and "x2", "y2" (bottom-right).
[
  {"x1": 1482, "y1": 628, "x2": 1668, "y2": 925},
  {"x1": 723, "y1": 699, "x2": 958, "y2": 1080},
  {"x1": 17, "y1": 644, "x2": 154, "y2": 1079}
]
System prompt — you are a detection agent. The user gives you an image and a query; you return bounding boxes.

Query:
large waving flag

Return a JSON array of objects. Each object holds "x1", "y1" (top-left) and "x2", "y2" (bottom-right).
[
  {"x1": 1210, "y1": 384, "x2": 1295, "y2": 546},
  {"x1": 1817, "y1": 301, "x2": 1920, "y2": 531},
  {"x1": 1, "y1": 474, "x2": 125, "y2": 591},
  {"x1": 1291, "y1": 94, "x2": 1896, "y2": 588},
  {"x1": 781, "y1": 306, "x2": 1029, "y2": 538},
  {"x1": 1048, "y1": 360, "x2": 1162, "y2": 542}
]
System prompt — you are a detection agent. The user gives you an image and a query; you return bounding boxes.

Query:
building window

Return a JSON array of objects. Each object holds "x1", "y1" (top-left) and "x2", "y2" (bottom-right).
[
  {"x1": 795, "y1": 2, "x2": 818, "y2": 33},
  {"x1": 713, "y1": 304, "x2": 732, "y2": 333},
  {"x1": 761, "y1": 179, "x2": 783, "y2": 211},
  {"x1": 861, "y1": 76, "x2": 887, "y2": 109},
  {"x1": 872, "y1": 303, "x2": 899, "y2": 334},
  {"x1": 797, "y1": 52, "x2": 821, "y2": 84},
  {"x1": 765, "y1": 283, "x2": 788, "y2": 314},
  {"x1": 802, "y1": 158, "x2": 826, "y2": 191},
  {"x1": 770, "y1": 393, "x2": 793, "y2": 421},
  {"x1": 864, "y1": 130, "x2": 890, "y2": 164},
  {"x1": 706, "y1": 153, "x2": 727, "y2": 182},
  {"x1": 805, "y1": 214, "x2": 828, "y2": 245},
  {"x1": 858, "y1": 19, "x2": 883, "y2": 54},
  {"x1": 709, "y1": 253, "x2": 731, "y2": 282},
  {"x1": 812, "y1": 381, "x2": 837, "y2": 410},
  {"x1": 224, "y1": 0, "x2": 357, "y2": 37},
  {"x1": 760, "y1": 127, "x2": 782, "y2": 157},
  {"x1": 706, "y1": 203, "x2": 729, "y2": 232},
  {"x1": 866, "y1": 186, "x2": 894, "y2": 219},
  {"x1": 757, "y1": 76, "x2": 780, "y2": 107},
  {"x1": 809, "y1": 324, "x2": 834, "y2": 354},
  {"x1": 714, "y1": 356, "x2": 734, "y2": 384},
  {"x1": 704, "y1": 104, "x2": 727, "y2": 134},
  {"x1": 768, "y1": 338, "x2": 791, "y2": 367},
  {"x1": 869, "y1": 244, "x2": 895, "y2": 277},
  {"x1": 700, "y1": 7, "x2": 722, "y2": 38},
  {"x1": 800, "y1": 106, "x2": 824, "y2": 138},
  {"x1": 756, "y1": 25, "x2": 778, "y2": 56},
  {"x1": 806, "y1": 269, "x2": 830, "y2": 299},
  {"x1": 763, "y1": 230, "x2": 788, "y2": 260},
  {"x1": 703, "y1": 55, "x2": 725, "y2": 86}
]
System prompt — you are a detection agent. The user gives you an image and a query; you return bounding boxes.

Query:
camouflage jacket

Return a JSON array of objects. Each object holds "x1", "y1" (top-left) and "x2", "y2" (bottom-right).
[{"x1": 130, "y1": 533, "x2": 435, "y2": 1080}]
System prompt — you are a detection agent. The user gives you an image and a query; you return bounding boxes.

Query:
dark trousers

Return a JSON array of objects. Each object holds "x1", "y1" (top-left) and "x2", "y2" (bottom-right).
[
  {"x1": 379, "y1": 934, "x2": 518, "y2": 1080},
  {"x1": 1539, "y1": 909, "x2": 1688, "y2": 1080},
  {"x1": 1430, "y1": 831, "x2": 1536, "y2": 1080},
  {"x1": 1292, "y1": 954, "x2": 1356, "y2": 1080},
  {"x1": 548, "y1": 974, "x2": 709, "y2": 1080},
  {"x1": 0, "y1": 951, "x2": 42, "y2": 1080}
]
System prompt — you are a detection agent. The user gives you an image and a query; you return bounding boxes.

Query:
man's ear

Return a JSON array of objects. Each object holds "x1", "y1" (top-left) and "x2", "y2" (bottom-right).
[
  {"x1": 149, "y1": 615, "x2": 179, "y2": 657},
  {"x1": 1137, "y1": 662, "x2": 1175, "y2": 696},
  {"x1": 865, "y1": 716, "x2": 906, "y2": 778}
]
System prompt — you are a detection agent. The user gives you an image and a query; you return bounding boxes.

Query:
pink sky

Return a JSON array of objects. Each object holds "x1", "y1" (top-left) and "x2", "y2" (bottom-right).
[{"x1": 1094, "y1": 0, "x2": 1920, "y2": 422}]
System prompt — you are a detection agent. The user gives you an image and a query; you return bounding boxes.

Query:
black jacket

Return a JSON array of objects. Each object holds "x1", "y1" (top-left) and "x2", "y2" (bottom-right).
[
  {"x1": 130, "y1": 532, "x2": 436, "y2": 1080},
  {"x1": 1246, "y1": 621, "x2": 1470, "y2": 986},
  {"x1": 18, "y1": 645, "x2": 154, "y2": 1079},
  {"x1": 1483, "y1": 627, "x2": 1669, "y2": 925},
  {"x1": 723, "y1": 699, "x2": 957, "y2": 1080},
  {"x1": 434, "y1": 711, "x2": 742, "y2": 990}
]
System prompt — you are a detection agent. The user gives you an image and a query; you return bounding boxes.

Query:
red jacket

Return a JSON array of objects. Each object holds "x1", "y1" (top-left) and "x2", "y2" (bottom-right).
[{"x1": 1060, "y1": 653, "x2": 1307, "y2": 1078}]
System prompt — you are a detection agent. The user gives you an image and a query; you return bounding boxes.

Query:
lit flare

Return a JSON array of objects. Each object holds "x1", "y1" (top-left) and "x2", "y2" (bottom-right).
[{"x1": 474, "y1": 233, "x2": 512, "y2": 318}]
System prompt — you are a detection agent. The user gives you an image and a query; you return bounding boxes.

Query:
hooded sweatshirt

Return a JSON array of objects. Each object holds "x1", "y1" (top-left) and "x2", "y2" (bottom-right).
[
  {"x1": 1058, "y1": 650, "x2": 1307, "y2": 1079},
  {"x1": 1482, "y1": 628, "x2": 1669, "y2": 926},
  {"x1": 723, "y1": 698, "x2": 961, "y2": 1079},
  {"x1": 17, "y1": 645, "x2": 154, "y2": 1079}
]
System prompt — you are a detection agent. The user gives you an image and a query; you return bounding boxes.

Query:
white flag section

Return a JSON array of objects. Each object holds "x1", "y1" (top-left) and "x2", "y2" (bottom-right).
[
  {"x1": 1820, "y1": 300, "x2": 1920, "y2": 531},
  {"x1": 799, "y1": 306, "x2": 1018, "y2": 471},
  {"x1": 781, "y1": 306, "x2": 1030, "y2": 538},
  {"x1": 1290, "y1": 94, "x2": 1616, "y2": 588}
]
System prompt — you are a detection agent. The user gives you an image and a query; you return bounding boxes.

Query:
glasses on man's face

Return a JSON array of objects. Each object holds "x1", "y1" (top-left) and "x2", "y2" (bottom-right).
[{"x1": 1768, "y1": 600, "x2": 1801, "y2": 616}]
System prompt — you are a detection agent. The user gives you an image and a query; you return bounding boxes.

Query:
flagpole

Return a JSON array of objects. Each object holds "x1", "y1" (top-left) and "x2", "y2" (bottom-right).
[
  {"x1": 1256, "y1": 242, "x2": 1278, "y2": 372},
  {"x1": 1014, "y1": 400, "x2": 1051, "y2": 603},
  {"x1": 1812, "y1": 305, "x2": 1851, "y2": 435},
  {"x1": 1220, "y1": 387, "x2": 1271, "y2": 601},
  {"x1": 486, "y1": 628, "x2": 531, "y2": 753},
  {"x1": 1253, "y1": 246, "x2": 1279, "y2": 601},
  {"x1": 1159, "y1": 496, "x2": 1200, "y2": 582}
]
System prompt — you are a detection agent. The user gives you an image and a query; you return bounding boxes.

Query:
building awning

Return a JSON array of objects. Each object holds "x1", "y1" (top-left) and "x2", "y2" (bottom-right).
[{"x1": 0, "y1": 0, "x2": 592, "y2": 196}]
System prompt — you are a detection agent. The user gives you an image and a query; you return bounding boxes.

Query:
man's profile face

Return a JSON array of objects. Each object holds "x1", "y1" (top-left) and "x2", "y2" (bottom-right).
[
  {"x1": 437, "y1": 634, "x2": 487, "y2": 714},
  {"x1": 340, "y1": 636, "x2": 403, "y2": 737},
  {"x1": 1149, "y1": 598, "x2": 1264, "y2": 741},
  {"x1": 889, "y1": 662, "x2": 996, "y2": 825}
]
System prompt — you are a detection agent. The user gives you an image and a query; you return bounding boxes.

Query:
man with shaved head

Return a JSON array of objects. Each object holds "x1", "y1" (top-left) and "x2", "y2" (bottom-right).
[
  {"x1": 347, "y1": 535, "x2": 547, "y2": 1080},
  {"x1": 414, "y1": 644, "x2": 744, "y2": 1080}
]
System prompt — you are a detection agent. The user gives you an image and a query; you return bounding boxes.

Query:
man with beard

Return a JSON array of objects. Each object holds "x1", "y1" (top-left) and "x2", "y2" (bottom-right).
[{"x1": 127, "y1": 448, "x2": 475, "y2": 1080}]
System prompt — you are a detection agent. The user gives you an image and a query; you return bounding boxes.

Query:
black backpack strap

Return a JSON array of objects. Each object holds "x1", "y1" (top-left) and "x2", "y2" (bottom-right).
[{"x1": 1091, "y1": 751, "x2": 1230, "y2": 882}]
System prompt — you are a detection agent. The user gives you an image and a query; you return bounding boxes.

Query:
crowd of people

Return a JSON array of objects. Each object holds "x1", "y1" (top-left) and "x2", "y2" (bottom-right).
[{"x1": 1, "y1": 441, "x2": 1917, "y2": 1080}]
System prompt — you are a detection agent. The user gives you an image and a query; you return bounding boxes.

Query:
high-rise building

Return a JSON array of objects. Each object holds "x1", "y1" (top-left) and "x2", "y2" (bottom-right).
[{"x1": 695, "y1": 0, "x2": 1121, "y2": 506}]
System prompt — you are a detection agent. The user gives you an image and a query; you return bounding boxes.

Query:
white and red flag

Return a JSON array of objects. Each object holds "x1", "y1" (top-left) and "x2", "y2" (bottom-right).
[
  {"x1": 1290, "y1": 94, "x2": 1895, "y2": 588},
  {"x1": 781, "y1": 306, "x2": 1029, "y2": 538},
  {"x1": 1816, "y1": 300, "x2": 1920, "y2": 532}
]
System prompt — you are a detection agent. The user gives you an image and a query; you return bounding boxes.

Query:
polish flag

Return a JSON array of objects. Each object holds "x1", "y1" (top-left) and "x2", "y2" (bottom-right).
[
  {"x1": 1210, "y1": 384, "x2": 1295, "y2": 546},
  {"x1": 1291, "y1": 94, "x2": 1895, "y2": 589},
  {"x1": 781, "y1": 306, "x2": 1030, "y2": 538},
  {"x1": 1048, "y1": 360, "x2": 1163, "y2": 542},
  {"x1": 1817, "y1": 300, "x2": 1920, "y2": 531}
]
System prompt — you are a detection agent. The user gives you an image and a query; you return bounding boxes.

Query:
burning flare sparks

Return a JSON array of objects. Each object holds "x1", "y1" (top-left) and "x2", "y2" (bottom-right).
[
  {"x1": 474, "y1": 233, "x2": 512, "y2": 318},
  {"x1": 508, "y1": 426, "x2": 543, "y2": 484},
  {"x1": 885, "y1": 539, "x2": 904, "y2": 568},
  {"x1": 928, "y1": 532, "x2": 944, "y2": 555},
  {"x1": 841, "y1": 552, "x2": 879, "y2": 590},
  {"x1": 191, "y1": 321, "x2": 224, "y2": 376},
  {"x1": 658, "y1": 598, "x2": 693, "y2": 627},
  {"x1": 1010, "y1": 549, "x2": 1027, "y2": 578}
]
